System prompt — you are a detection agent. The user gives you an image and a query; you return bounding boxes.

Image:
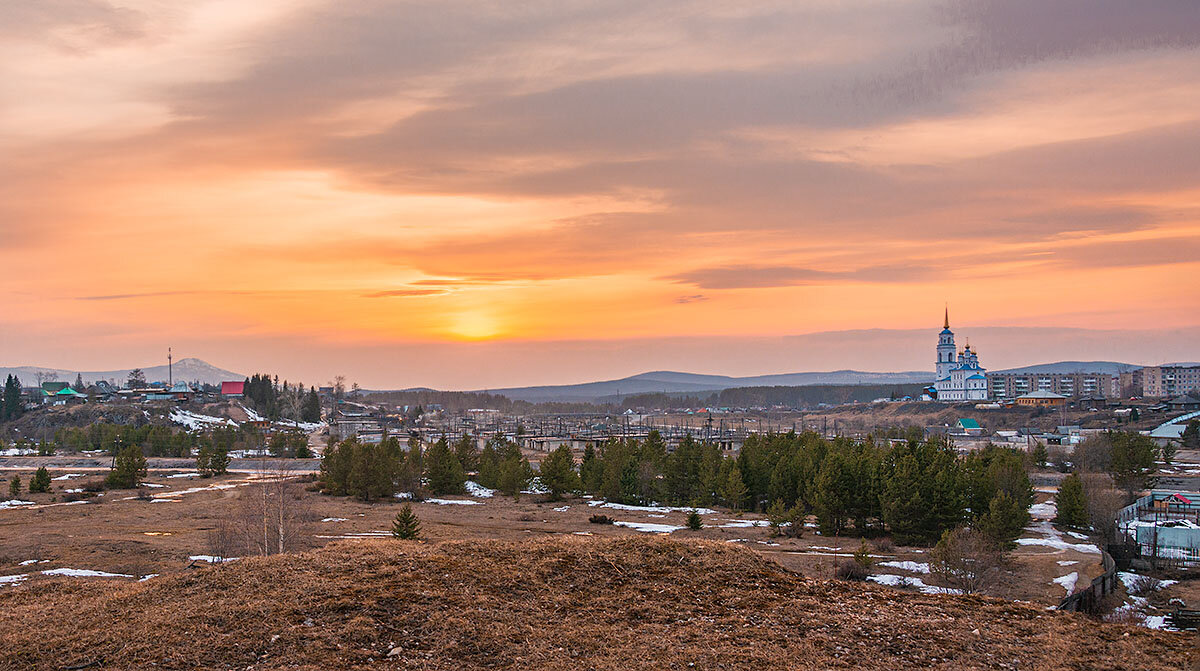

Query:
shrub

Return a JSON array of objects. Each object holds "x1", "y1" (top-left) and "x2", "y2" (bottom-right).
[
  {"x1": 7, "y1": 475, "x2": 19, "y2": 497},
  {"x1": 874, "y1": 537, "x2": 895, "y2": 553},
  {"x1": 686, "y1": 510, "x2": 702, "y2": 531},
  {"x1": 835, "y1": 559, "x2": 869, "y2": 581},
  {"x1": 929, "y1": 526, "x2": 1005, "y2": 595},
  {"x1": 589, "y1": 514, "x2": 614, "y2": 525},
  {"x1": 853, "y1": 541, "x2": 874, "y2": 571},
  {"x1": 1125, "y1": 574, "x2": 1161, "y2": 597}
]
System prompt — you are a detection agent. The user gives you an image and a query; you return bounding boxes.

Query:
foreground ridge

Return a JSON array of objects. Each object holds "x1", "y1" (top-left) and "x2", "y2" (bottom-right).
[{"x1": 0, "y1": 537, "x2": 1192, "y2": 670}]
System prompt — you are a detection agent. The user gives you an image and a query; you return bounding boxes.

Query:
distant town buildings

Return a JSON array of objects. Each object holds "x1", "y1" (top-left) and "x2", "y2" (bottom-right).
[
  {"x1": 987, "y1": 372, "x2": 1120, "y2": 401},
  {"x1": 1136, "y1": 365, "x2": 1200, "y2": 398}
]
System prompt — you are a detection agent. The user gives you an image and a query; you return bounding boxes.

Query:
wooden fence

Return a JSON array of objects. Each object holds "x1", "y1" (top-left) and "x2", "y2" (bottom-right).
[{"x1": 1058, "y1": 550, "x2": 1118, "y2": 614}]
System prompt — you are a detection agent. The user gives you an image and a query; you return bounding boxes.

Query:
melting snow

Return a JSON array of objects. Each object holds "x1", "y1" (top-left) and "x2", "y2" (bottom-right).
[
  {"x1": 139, "y1": 574, "x2": 158, "y2": 582},
  {"x1": 0, "y1": 574, "x2": 29, "y2": 586},
  {"x1": 169, "y1": 409, "x2": 237, "y2": 430},
  {"x1": 464, "y1": 481, "x2": 495, "y2": 498},
  {"x1": 1028, "y1": 501, "x2": 1056, "y2": 519},
  {"x1": 1016, "y1": 520, "x2": 1101, "y2": 554},
  {"x1": 1057, "y1": 560, "x2": 1079, "y2": 566},
  {"x1": 51, "y1": 474, "x2": 85, "y2": 481},
  {"x1": 613, "y1": 521, "x2": 684, "y2": 533},
  {"x1": 587, "y1": 500, "x2": 716, "y2": 515},
  {"x1": 424, "y1": 498, "x2": 484, "y2": 506},
  {"x1": 553, "y1": 506, "x2": 570, "y2": 512},
  {"x1": 1053, "y1": 572, "x2": 1080, "y2": 594},
  {"x1": 718, "y1": 519, "x2": 768, "y2": 528},
  {"x1": 878, "y1": 561, "x2": 930, "y2": 574},
  {"x1": 321, "y1": 517, "x2": 348, "y2": 522},
  {"x1": 189, "y1": 555, "x2": 238, "y2": 563},
  {"x1": 43, "y1": 568, "x2": 133, "y2": 578},
  {"x1": 868, "y1": 574, "x2": 962, "y2": 595},
  {"x1": 0, "y1": 500, "x2": 34, "y2": 510},
  {"x1": 18, "y1": 560, "x2": 49, "y2": 566},
  {"x1": 166, "y1": 472, "x2": 201, "y2": 479}
]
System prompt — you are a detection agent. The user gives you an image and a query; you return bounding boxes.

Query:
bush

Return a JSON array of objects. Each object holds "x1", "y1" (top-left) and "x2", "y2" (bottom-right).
[
  {"x1": 686, "y1": 510, "x2": 702, "y2": 530},
  {"x1": 589, "y1": 514, "x2": 614, "y2": 524},
  {"x1": 873, "y1": 537, "x2": 895, "y2": 553},
  {"x1": 1125, "y1": 574, "x2": 1161, "y2": 597},
  {"x1": 835, "y1": 559, "x2": 869, "y2": 581},
  {"x1": 929, "y1": 526, "x2": 1005, "y2": 595}
]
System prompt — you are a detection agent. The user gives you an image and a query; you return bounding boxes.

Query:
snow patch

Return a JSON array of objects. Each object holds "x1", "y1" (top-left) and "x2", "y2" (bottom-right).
[
  {"x1": 0, "y1": 574, "x2": 29, "y2": 586},
  {"x1": 189, "y1": 555, "x2": 238, "y2": 564},
  {"x1": 867, "y1": 574, "x2": 962, "y2": 595},
  {"x1": 51, "y1": 474, "x2": 85, "y2": 481},
  {"x1": 166, "y1": 472, "x2": 201, "y2": 479},
  {"x1": 424, "y1": 498, "x2": 484, "y2": 506},
  {"x1": 718, "y1": 519, "x2": 768, "y2": 528},
  {"x1": 170, "y1": 408, "x2": 237, "y2": 431},
  {"x1": 587, "y1": 500, "x2": 716, "y2": 515},
  {"x1": 878, "y1": 561, "x2": 930, "y2": 574},
  {"x1": 138, "y1": 574, "x2": 158, "y2": 582},
  {"x1": 321, "y1": 517, "x2": 348, "y2": 522},
  {"x1": 464, "y1": 481, "x2": 495, "y2": 498},
  {"x1": 613, "y1": 521, "x2": 684, "y2": 534},
  {"x1": 1053, "y1": 572, "x2": 1080, "y2": 595},
  {"x1": 43, "y1": 568, "x2": 133, "y2": 578},
  {"x1": 0, "y1": 500, "x2": 34, "y2": 510}
]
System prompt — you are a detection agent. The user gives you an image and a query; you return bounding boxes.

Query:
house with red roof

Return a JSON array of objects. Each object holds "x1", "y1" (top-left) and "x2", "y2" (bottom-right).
[{"x1": 220, "y1": 381, "x2": 245, "y2": 398}]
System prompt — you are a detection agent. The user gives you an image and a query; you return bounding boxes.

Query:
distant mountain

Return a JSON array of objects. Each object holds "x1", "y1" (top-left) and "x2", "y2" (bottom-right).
[
  {"x1": 991, "y1": 360, "x2": 1143, "y2": 375},
  {"x1": 0, "y1": 358, "x2": 243, "y2": 386},
  {"x1": 480, "y1": 369, "x2": 931, "y2": 402}
]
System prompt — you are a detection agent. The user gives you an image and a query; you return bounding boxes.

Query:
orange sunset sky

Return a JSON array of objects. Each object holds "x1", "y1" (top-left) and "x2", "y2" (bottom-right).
[{"x1": 2, "y1": 1, "x2": 1198, "y2": 389}]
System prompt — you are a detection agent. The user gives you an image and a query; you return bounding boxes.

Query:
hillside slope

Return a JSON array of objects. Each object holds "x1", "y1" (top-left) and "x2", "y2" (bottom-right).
[
  {"x1": 0, "y1": 537, "x2": 1191, "y2": 670},
  {"x1": 0, "y1": 358, "x2": 242, "y2": 386}
]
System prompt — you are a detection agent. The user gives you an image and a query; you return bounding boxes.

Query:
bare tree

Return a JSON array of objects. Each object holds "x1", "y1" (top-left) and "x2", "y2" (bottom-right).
[
  {"x1": 929, "y1": 527, "x2": 1006, "y2": 595},
  {"x1": 1081, "y1": 472, "x2": 1126, "y2": 544},
  {"x1": 227, "y1": 461, "x2": 314, "y2": 556}
]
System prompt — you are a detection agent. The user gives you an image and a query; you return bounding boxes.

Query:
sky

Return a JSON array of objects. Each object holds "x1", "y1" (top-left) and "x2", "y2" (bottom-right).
[{"x1": 1, "y1": 0, "x2": 1198, "y2": 389}]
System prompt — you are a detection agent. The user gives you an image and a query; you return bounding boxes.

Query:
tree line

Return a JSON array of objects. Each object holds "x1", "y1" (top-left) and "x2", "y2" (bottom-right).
[
  {"x1": 320, "y1": 430, "x2": 1033, "y2": 546},
  {"x1": 242, "y1": 373, "x2": 321, "y2": 423}
]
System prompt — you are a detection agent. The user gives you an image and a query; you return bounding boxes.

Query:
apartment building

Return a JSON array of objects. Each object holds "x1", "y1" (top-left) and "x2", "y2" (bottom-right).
[
  {"x1": 1137, "y1": 365, "x2": 1200, "y2": 398},
  {"x1": 987, "y1": 372, "x2": 1120, "y2": 400}
]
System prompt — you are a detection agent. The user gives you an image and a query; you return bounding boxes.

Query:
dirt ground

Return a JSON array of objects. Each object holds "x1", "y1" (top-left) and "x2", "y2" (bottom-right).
[{"x1": 1, "y1": 464, "x2": 1109, "y2": 609}]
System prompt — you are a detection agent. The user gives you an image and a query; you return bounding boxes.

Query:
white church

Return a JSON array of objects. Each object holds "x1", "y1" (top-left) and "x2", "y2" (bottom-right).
[{"x1": 930, "y1": 308, "x2": 988, "y2": 402}]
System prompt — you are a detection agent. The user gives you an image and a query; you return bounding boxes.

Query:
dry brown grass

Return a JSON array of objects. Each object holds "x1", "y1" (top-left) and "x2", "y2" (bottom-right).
[{"x1": 0, "y1": 536, "x2": 1194, "y2": 671}]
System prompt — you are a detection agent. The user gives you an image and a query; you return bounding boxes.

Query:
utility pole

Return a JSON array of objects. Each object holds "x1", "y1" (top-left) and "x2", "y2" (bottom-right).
[{"x1": 168, "y1": 347, "x2": 173, "y2": 386}]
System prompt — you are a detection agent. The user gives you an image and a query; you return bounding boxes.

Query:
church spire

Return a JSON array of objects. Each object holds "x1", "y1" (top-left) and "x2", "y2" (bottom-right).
[{"x1": 944, "y1": 304, "x2": 949, "y2": 330}]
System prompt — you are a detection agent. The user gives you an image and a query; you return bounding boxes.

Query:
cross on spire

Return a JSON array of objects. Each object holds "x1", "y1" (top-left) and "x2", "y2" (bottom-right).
[{"x1": 944, "y1": 304, "x2": 949, "y2": 330}]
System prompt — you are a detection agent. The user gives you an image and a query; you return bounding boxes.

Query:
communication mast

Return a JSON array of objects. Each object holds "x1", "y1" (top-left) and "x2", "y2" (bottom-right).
[{"x1": 168, "y1": 347, "x2": 173, "y2": 386}]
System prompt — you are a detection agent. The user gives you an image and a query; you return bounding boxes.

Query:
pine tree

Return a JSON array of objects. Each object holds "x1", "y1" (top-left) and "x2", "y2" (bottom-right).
[
  {"x1": 301, "y1": 387, "x2": 322, "y2": 423},
  {"x1": 106, "y1": 444, "x2": 148, "y2": 489},
  {"x1": 8, "y1": 474, "x2": 20, "y2": 497},
  {"x1": 425, "y1": 438, "x2": 466, "y2": 495},
  {"x1": 721, "y1": 465, "x2": 748, "y2": 512},
  {"x1": 539, "y1": 445, "x2": 579, "y2": 501},
  {"x1": 686, "y1": 510, "x2": 703, "y2": 530},
  {"x1": 1054, "y1": 473, "x2": 1090, "y2": 529},
  {"x1": 28, "y1": 467, "x2": 51, "y2": 493},
  {"x1": 881, "y1": 453, "x2": 928, "y2": 545},
  {"x1": 1031, "y1": 443, "x2": 1049, "y2": 469},
  {"x1": 73, "y1": 373, "x2": 85, "y2": 392},
  {"x1": 391, "y1": 503, "x2": 421, "y2": 540},
  {"x1": 579, "y1": 444, "x2": 602, "y2": 493},
  {"x1": 976, "y1": 491, "x2": 1028, "y2": 545}
]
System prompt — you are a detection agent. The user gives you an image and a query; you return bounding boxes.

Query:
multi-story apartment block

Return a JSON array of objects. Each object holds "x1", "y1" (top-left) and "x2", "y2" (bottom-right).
[
  {"x1": 987, "y1": 372, "x2": 1120, "y2": 401},
  {"x1": 1137, "y1": 365, "x2": 1200, "y2": 398}
]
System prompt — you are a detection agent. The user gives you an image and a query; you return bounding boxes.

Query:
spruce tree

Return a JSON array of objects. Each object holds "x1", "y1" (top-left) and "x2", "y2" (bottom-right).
[
  {"x1": 29, "y1": 467, "x2": 51, "y2": 493},
  {"x1": 425, "y1": 438, "x2": 466, "y2": 495},
  {"x1": 391, "y1": 503, "x2": 421, "y2": 540},
  {"x1": 1031, "y1": 443, "x2": 1049, "y2": 469},
  {"x1": 1054, "y1": 473, "x2": 1089, "y2": 529},
  {"x1": 539, "y1": 445, "x2": 579, "y2": 501},
  {"x1": 8, "y1": 474, "x2": 20, "y2": 497},
  {"x1": 686, "y1": 510, "x2": 703, "y2": 530},
  {"x1": 2, "y1": 375, "x2": 23, "y2": 422},
  {"x1": 881, "y1": 453, "x2": 927, "y2": 545}
]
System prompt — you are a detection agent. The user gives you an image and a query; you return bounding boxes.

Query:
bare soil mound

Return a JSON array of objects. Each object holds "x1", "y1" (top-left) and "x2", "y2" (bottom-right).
[{"x1": 0, "y1": 537, "x2": 1192, "y2": 670}]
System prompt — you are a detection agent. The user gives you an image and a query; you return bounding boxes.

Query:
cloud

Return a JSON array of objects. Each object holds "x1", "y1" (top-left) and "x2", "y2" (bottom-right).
[
  {"x1": 675, "y1": 294, "x2": 709, "y2": 304},
  {"x1": 361, "y1": 289, "x2": 446, "y2": 298},
  {"x1": 666, "y1": 264, "x2": 934, "y2": 290}
]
